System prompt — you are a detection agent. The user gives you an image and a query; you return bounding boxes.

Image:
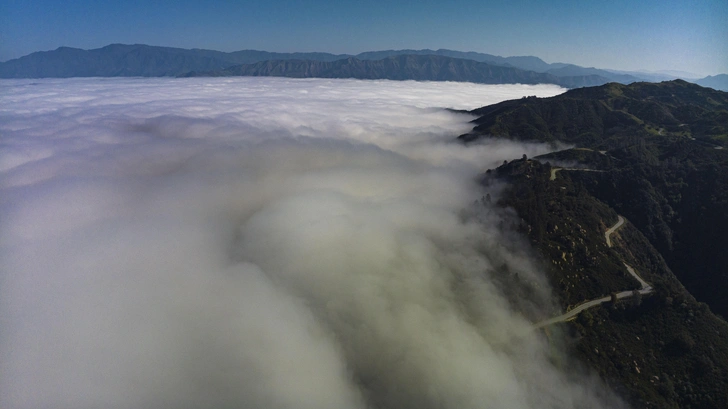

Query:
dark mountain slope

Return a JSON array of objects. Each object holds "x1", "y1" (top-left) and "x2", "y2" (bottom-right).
[
  {"x1": 485, "y1": 158, "x2": 728, "y2": 409},
  {"x1": 462, "y1": 80, "x2": 728, "y2": 319},
  {"x1": 465, "y1": 83, "x2": 728, "y2": 407},
  {"x1": 461, "y1": 80, "x2": 728, "y2": 146},
  {"x1": 181, "y1": 54, "x2": 611, "y2": 88}
]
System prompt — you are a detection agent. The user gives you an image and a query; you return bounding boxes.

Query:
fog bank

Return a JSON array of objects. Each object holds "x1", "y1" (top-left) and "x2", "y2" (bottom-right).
[{"x1": 0, "y1": 78, "x2": 622, "y2": 408}]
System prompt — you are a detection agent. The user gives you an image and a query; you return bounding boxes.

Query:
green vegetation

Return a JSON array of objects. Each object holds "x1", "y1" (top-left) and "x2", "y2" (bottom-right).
[
  {"x1": 568, "y1": 144, "x2": 728, "y2": 318},
  {"x1": 471, "y1": 81, "x2": 728, "y2": 408},
  {"x1": 488, "y1": 159, "x2": 637, "y2": 308},
  {"x1": 487, "y1": 159, "x2": 728, "y2": 409},
  {"x1": 466, "y1": 80, "x2": 728, "y2": 319},
  {"x1": 460, "y1": 80, "x2": 728, "y2": 147}
]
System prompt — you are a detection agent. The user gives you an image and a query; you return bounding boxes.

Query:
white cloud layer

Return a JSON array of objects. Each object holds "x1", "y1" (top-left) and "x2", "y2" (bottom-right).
[{"x1": 0, "y1": 77, "x2": 622, "y2": 409}]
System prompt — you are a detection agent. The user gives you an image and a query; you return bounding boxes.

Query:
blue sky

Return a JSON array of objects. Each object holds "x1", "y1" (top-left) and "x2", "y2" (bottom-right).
[{"x1": 1, "y1": 0, "x2": 726, "y2": 75}]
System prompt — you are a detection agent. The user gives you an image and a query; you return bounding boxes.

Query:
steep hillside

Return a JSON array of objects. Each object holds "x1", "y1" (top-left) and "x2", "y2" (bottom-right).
[
  {"x1": 466, "y1": 81, "x2": 728, "y2": 406},
  {"x1": 485, "y1": 158, "x2": 728, "y2": 409},
  {"x1": 461, "y1": 80, "x2": 728, "y2": 320},
  {"x1": 461, "y1": 80, "x2": 728, "y2": 146}
]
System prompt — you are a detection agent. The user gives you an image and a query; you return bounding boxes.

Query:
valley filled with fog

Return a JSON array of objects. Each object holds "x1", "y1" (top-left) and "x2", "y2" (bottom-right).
[{"x1": 0, "y1": 77, "x2": 624, "y2": 409}]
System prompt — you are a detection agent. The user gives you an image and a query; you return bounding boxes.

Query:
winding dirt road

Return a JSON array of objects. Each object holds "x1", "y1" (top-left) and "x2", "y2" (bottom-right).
[
  {"x1": 534, "y1": 215, "x2": 652, "y2": 328},
  {"x1": 604, "y1": 215, "x2": 624, "y2": 247},
  {"x1": 624, "y1": 263, "x2": 651, "y2": 291},
  {"x1": 549, "y1": 167, "x2": 604, "y2": 181},
  {"x1": 549, "y1": 168, "x2": 562, "y2": 181}
]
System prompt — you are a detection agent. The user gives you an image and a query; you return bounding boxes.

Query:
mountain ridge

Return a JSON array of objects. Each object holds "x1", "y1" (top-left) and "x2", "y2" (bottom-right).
[
  {"x1": 179, "y1": 54, "x2": 613, "y2": 88},
  {"x1": 462, "y1": 81, "x2": 728, "y2": 315},
  {"x1": 696, "y1": 74, "x2": 728, "y2": 91},
  {"x1": 469, "y1": 80, "x2": 728, "y2": 407},
  {"x1": 2, "y1": 44, "x2": 724, "y2": 89},
  {"x1": 461, "y1": 79, "x2": 728, "y2": 145}
]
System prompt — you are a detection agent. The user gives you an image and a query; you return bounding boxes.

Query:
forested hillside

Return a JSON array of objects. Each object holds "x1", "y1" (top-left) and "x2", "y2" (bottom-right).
[
  {"x1": 467, "y1": 80, "x2": 728, "y2": 408},
  {"x1": 463, "y1": 80, "x2": 728, "y2": 318}
]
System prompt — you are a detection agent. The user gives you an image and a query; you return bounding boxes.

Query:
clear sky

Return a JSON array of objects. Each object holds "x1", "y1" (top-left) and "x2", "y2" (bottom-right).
[{"x1": 1, "y1": 0, "x2": 726, "y2": 76}]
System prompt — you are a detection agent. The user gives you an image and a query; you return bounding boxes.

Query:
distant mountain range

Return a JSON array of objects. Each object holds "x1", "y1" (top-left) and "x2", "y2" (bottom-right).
[
  {"x1": 180, "y1": 54, "x2": 613, "y2": 89},
  {"x1": 695, "y1": 74, "x2": 728, "y2": 91},
  {"x1": 0, "y1": 44, "x2": 725, "y2": 90},
  {"x1": 0, "y1": 44, "x2": 349, "y2": 78}
]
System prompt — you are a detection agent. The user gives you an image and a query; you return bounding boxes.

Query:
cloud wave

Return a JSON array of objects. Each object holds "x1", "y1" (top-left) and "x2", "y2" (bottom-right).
[{"x1": 0, "y1": 77, "x2": 622, "y2": 409}]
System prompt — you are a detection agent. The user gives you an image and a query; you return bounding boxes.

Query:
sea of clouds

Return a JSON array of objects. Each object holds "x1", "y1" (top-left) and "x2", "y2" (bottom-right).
[{"x1": 0, "y1": 77, "x2": 624, "y2": 409}]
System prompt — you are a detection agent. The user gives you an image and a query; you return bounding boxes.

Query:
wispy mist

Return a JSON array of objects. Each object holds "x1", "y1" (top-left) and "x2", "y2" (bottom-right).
[{"x1": 0, "y1": 77, "x2": 622, "y2": 408}]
